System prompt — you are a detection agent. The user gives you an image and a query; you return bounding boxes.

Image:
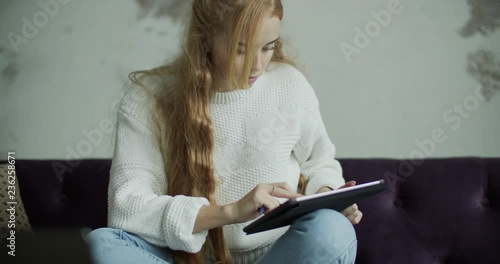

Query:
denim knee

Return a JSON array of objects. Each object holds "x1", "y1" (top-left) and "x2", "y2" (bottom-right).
[
  {"x1": 294, "y1": 209, "x2": 357, "y2": 253},
  {"x1": 86, "y1": 227, "x2": 121, "y2": 243},
  {"x1": 255, "y1": 209, "x2": 357, "y2": 264},
  {"x1": 85, "y1": 227, "x2": 125, "y2": 254}
]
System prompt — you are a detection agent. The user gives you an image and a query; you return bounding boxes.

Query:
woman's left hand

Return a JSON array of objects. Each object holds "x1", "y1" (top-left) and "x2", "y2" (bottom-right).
[{"x1": 317, "y1": 181, "x2": 363, "y2": 225}]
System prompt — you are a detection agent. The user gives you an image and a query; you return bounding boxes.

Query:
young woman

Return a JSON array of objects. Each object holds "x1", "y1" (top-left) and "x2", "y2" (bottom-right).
[{"x1": 86, "y1": 0, "x2": 362, "y2": 263}]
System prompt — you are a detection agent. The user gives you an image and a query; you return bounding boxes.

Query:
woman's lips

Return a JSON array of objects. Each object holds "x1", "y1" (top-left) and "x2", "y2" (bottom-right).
[{"x1": 249, "y1": 76, "x2": 258, "y2": 83}]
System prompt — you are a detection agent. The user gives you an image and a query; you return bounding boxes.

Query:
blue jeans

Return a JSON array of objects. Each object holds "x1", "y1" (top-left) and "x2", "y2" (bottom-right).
[{"x1": 85, "y1": 209, "x2": 357, "y2": 264}]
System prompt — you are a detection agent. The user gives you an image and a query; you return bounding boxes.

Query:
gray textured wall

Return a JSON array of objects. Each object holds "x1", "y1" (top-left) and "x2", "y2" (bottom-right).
[{"x1": 0, "y1": 0, "x2": 499, "y2": 159}]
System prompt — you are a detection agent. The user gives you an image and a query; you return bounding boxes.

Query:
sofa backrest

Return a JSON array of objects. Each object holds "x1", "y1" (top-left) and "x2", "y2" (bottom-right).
[
  {"x1": 341, "y1": 158, "x2": 500, "y2": 264},
  {"x1": 14, "y1": 159, "x2": 111, "y2": 230},
  {"x1": 9, "y1": 158, "x2": 500, "y2": 264}
]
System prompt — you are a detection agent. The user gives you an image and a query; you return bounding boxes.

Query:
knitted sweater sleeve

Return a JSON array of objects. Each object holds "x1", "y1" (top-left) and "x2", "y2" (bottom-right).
[
  {"x1": 291, "y1": 73, "x2": 346, "y2": 195},
  {"x1": 107, "y1": 82, "x2": 210, "y2": 253}
]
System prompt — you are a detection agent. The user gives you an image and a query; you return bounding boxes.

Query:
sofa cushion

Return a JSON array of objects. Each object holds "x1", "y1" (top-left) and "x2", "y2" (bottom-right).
[
  {"x1": 341, "y1": 158, "x2": 500, "y2": 264},
  {"x1": 8, "y1": 157, "x2": 500, "y2": 264},
  {"x1": 484, "y1": 158, "x2": 500, "y2": 208},
  {"x1": 15, "y1": 159, "x2": 111, "y2": 230}
]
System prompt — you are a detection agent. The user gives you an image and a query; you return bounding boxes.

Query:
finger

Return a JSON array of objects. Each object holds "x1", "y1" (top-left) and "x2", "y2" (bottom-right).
[
  {"x1": 271, "y1": 186, "x2": 303, "y2": 199},
  {"x1": 347, "y1": 211, "x2": 363, "y2": 225},
  {"x1": 259, "y1": 197, "x2": 281, "y2": 214},
  {"x1": 338, "y1": 181, "x2": 356, "y2": 189},
  {"x1": 341, "y1": 204, "x2": 358, "y2": 216},
  {"x1": 271, "y1": 182, "x2": 297, "y2": 194},
  {"x1": 341, "y1": 207, "x2": 355, "y2": 217},
  {"x1": 347, "y1": 211, "x2": 358, "y2": 222},
  {"x1": 356, "y1": 211, "x2": 363, "y2": 224}
]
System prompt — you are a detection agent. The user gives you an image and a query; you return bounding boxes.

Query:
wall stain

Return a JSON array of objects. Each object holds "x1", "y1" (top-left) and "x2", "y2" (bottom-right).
[
  {"x1": 460, "y1": 0, "x2": 500, "y2": 99},
  {"x1": 0, "y1": 45, "x2": 19, "y2": 97},
  {"x1": 466, "y1": 49, "x2": 500, "y2": 100},
  {"x1": 460, "y1": 0, "x2": 500, "y2": 37}
]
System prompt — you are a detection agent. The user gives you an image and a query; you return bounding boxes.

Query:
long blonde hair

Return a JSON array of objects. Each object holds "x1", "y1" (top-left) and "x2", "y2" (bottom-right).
[{"x1": 129, "y1": 0, "x2": 295, "y2": 263}]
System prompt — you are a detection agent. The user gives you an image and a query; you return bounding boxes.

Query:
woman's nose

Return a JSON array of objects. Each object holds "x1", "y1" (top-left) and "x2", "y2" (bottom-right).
[{"x1": 252, "y1": 53, "x2": 262, "y2": 73}]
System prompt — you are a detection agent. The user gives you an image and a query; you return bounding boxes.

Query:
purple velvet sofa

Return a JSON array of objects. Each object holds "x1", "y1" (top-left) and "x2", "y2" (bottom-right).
[{"x1": 7, "y1": 158, "x2": 500, "y2": 263}]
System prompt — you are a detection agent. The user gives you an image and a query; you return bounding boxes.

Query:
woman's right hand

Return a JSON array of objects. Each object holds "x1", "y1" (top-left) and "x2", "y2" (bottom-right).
[{"x1": 227, "y1": 182, "x2": 303, "y2": 224}]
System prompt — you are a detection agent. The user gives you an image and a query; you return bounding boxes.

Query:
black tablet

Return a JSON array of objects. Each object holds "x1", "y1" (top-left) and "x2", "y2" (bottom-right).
[{"x1": 243, "y1": 179, "x2": 387, "y2": 234}]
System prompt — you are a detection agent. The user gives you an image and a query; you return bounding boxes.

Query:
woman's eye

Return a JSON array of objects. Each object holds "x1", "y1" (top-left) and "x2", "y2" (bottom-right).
[
  {"x1": 263, "y1": 46, "x2": 275, "y2": 52},
  {"x1": 237, "y1": 46, "x2": 274, "y2": 54}
]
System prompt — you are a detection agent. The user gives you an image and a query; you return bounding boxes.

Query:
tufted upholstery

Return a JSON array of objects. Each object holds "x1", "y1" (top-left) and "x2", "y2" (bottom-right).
[
  {"x1": 6, "y1": 158, "x2": 500, "y2": 263},
  {"x1": 13, "y1": 159, "x2": 111, "y2": 230},
  {"x1": 341, "y1": 158, "x2": 500, "y2": 264}
]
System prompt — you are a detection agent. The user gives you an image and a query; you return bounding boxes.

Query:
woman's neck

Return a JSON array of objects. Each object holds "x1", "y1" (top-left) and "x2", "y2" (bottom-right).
[{"x1": 212, "y1": 75, "x2": 236, "y2": 93}]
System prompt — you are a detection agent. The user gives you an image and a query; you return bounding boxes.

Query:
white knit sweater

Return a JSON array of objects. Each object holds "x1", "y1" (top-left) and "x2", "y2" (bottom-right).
[{"x1": 107, "y1": 62, "x2": 346, "y2": 264}]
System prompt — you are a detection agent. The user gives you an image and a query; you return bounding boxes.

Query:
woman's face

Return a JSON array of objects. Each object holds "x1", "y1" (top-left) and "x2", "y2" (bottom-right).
[{"x1": 210, "y1": 15, "x2": 281, "y2": 91}]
